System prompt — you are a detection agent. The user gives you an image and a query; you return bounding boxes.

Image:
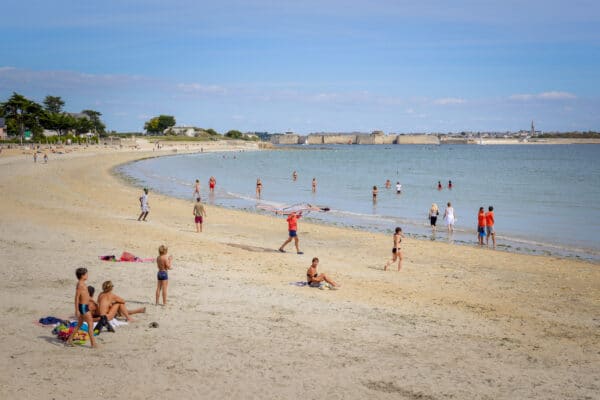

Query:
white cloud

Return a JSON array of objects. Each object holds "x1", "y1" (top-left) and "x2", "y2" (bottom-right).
[
  {"x1": 509, "y1": 91, "x2": 576, "y2": 101},
  {"x1": 434, "y1": 97, "x2": 466, "y2": 105},
  {"x1": 176, "y1": 83, "x2": 227, "y2": 95},
  {"x1": 538, "y1": 91, "x2": 576, "y2": 100}
]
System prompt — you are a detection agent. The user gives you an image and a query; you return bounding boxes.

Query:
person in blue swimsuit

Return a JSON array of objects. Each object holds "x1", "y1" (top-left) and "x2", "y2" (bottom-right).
[
  {"x1": 66, "y1": 268, "x2": 97, "y2": 348},
  {"x1": 156, "y1": 245, "x2": 173, "y2": 306}
]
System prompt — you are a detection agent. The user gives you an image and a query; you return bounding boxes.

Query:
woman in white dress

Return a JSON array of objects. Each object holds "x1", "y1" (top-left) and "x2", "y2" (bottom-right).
[{"x1": 443, "y1": 201, "x2": 455, "y2": 233}]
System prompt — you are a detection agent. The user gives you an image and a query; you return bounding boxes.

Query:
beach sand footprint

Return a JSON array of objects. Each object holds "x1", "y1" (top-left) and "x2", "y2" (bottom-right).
[{"x1": 226, "y1": 243, "x2": 279, "y2": 253}]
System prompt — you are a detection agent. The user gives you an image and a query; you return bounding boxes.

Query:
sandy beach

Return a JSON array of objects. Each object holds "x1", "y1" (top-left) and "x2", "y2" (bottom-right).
[{"x1": 0, "y1": 143, "x2": 598, "y2": 399}]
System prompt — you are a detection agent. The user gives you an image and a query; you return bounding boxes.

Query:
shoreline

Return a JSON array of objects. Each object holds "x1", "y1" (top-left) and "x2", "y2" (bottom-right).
[
  {"x1": 1, "y1": 143, "x2": 599, "y2": 399},
  {"x1": 116, "y1": 149, "x2": 600, "y2": 263}
]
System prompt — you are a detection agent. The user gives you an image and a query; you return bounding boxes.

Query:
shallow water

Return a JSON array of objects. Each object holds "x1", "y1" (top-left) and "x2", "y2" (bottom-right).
[{"x1": 118, "y1": 144, "x2": 600, "y2": 262}]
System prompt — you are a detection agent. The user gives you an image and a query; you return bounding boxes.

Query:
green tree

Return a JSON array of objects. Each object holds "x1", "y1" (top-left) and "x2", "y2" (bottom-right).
[
  {"x1": 43, "y1": 96, "x2": 65, "y2": 114},
  {"x1": 0, "y1": 92, "x2": 44, "y2": 142},
  {"x1": 205, "y1": 128, "x2": 219, "y2": 136},
  {"x1": 81, "y1": 109, "x2": 106, "y2": 135},
  {"x1": 40, "y1": 112, "x2": 77, "y2": 138},
  {"x1": 144, "y1": 115, "x2": 176, "y2": 134},
  {"x1": 225, "y1": 130, "x2": 243, "y2": 139}
]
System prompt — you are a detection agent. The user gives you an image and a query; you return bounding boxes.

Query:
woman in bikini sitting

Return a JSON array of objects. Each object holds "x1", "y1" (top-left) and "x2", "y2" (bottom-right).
[{"x1": 306, "y1": 257, "x2": 339, "y2": 289}]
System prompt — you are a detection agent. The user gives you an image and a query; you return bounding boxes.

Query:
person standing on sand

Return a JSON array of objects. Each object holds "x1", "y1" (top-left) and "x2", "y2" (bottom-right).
[
  {"x1": 278, "y1": 211, "x2": 304, "y2": 254},
  {"x1": 208, "y1": 176, "x2": 216, "y2": 193},
  {"x1": 33, "y1": 152, "x2": 37, "y2": 163},
  {"x1": 156, "y1": 245, "x2": 172, "y2": 306},
  {"x1": 444, "y1": 202, "x2": 455, "y2": 234},
  {"x1": 43, "y1": 153, "x2": 48, "y2": 163},
  {"x1": 66, "y1": 268, "x2": 97, "y2": 348},
  {"x1": 312, "y1": 178, "x2": 317, "y2": 193},
  {"x1": 485, "y1": 206, "x2": 496, "y2": 249},
  {"x1": 429, "y1": 203, "x2": 439, "y2": 233},
  {"x1": 137, "y1": 188, "x2": 149, "y2": 221},
  {"x1": 477, "y1": 207, "x2": 487, "y2": 246},
  {"x1": 193, "y1": 197, "x2": 206, "y2": 233},
  {"x1": 384, "y1": 227, "x2": 404, "y2": 271},
  {"x1": 193, "y1": 179, "x2": 201, "y2": 199},
  {"x1": 306, "y1": 257, "x2": 339, "y2": 289},
  {"x1": 256, "y1": 178, "x2": 263, "y2": 198}
]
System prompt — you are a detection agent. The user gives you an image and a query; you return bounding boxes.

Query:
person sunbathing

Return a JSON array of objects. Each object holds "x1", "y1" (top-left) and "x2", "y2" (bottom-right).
[
  {"x1": 306, "y1": 257, "x2": 340, "y2": 289},
  {"x1": 98, "y1": 281, "x2": 146, "y2": 322}
]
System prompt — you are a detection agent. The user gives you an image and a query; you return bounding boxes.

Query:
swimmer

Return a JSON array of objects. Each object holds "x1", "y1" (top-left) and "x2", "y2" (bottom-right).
[
  {"x1": 372, "y1": 185, "x2": 378, "y2": 201},
  {"x1": 448, "y1": 180, "x2": 453, "y2": 189},
  {"x1": 193, "y1": 179, "x2": 201, "y2": 198},
  {"x1": 208, "y1": 176, "x2": 216, "y2": 193},
  {"x1": 437, "y1": 181, "x2": 442, "y2": 190},
  {"x1": 385, "y1": 179, "x2": 391, "y2": 189},
  {"x1": 256, "y1": 178, "x2": 262, "y2": 198},
  {"x1": 312, "y1": 178, "x2": 317, "y2": 193},
  {"x1": 292, "y1": 171, "x2": 298, "y2": 181},
  {"x1": 396, "y1": 181, "x2": 402, "y2": 194}
]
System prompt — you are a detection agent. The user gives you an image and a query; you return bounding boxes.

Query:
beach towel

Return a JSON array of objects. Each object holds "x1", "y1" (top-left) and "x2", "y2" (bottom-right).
[
  {"x1": 289, "y1": 281, "x2": 309, "y2": 287},
  {"x1": 98, "y1": 252, "x2": 154, "y2": 263},
  {"x1": 38, "y1": 316, "x2": 67, "y2": 325}
]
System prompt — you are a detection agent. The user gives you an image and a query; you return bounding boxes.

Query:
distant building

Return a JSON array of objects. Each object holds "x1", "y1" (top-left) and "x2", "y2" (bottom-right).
[
  {"x1": 165, "y1": 126, "x2": 197, "y2": 136},
  {"x1": 0, "y1": 118, "x2": 6, "y2": 140}
]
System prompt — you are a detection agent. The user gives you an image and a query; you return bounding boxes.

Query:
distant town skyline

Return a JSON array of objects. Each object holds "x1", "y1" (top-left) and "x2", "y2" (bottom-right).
[{"x1": 1, "y1": 1, "x2": 599, "y2": 133}]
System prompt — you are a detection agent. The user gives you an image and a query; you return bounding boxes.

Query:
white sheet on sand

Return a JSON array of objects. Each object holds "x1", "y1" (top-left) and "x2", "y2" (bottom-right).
[{"x1": 91, "y1": 319, "x2": 128, "y2": 329}]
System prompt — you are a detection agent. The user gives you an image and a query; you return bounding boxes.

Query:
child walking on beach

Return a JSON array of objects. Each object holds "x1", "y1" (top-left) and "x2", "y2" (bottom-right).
[
  {"x1": 384, "y1": 227, "x2": 404, "y2": 271},
  {"x1": 156, "y1": 245, "x2": 172, "y2": 306},
  {"x1": 138, "y1": 188, "x2": 149, "y2": 221},
  {"x1": 278, "y1": 211, "x2": 304, "y2": 254},
  {"x1": 66, "y1": 267, "x2": 97, "y2": 348}
]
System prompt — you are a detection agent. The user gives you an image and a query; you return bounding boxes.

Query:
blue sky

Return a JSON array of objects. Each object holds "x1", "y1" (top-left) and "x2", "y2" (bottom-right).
[{"x1": 1, "y1": 0, "x2": 599, "y2": 133}]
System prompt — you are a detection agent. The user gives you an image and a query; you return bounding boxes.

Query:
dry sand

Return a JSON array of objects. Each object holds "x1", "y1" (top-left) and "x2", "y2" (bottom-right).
[{"x1": 0, "y1": 143, "x2": 598, "y2": 399}]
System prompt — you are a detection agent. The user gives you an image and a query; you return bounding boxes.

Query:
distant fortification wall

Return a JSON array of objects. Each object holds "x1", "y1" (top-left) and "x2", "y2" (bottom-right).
[
  {"x1": 271, "y1": 134, "x2": 300, "y2": 144},
  {"x1": 396, "y1": 135, "x2": 440, "y2": 144}
]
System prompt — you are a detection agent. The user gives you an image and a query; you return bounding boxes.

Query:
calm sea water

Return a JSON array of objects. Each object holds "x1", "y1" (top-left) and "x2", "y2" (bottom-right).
[{"x1": 118, "y1": 144, "x2": 600, "y2": 262}]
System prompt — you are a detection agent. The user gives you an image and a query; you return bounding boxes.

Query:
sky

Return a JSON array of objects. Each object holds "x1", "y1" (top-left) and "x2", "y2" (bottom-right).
[{"x1": 1, "y1": 0, "x2": 599, "y2": 133}]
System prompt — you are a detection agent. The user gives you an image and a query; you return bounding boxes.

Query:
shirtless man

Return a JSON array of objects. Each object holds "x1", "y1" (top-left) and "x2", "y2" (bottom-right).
[
  {"x1": 98, "y1": 281, "x2": 145, "y2": 322},
  {"x1": 312, "y1": 178, "x2": 317, "y2": 193},
  {"x1": 306, "y1": 257, "x2": 339, "y2": 289}
]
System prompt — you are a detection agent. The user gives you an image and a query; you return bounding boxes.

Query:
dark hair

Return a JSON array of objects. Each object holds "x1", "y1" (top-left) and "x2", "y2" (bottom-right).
[
  {"x1": 395, "y1": 227, "x2": 402, "y2": 233},
  {"x1": 88, "y1": 286, "x2": 95, "y2": 297},
  {"x1": 196, "y1": 197, "x2": 201, "y2": 202},
  {"x1": 488, "y1": 206, "x2": 494, "y2": 211},
  {"x1": 479, "y1": 207, "x2": 484, "y2": 211},
  {"x1": 75, "y1": 267, "x2": 88, "y2": 279},
  {"x1": 312, "y1": 257, "x2": 319, "y2": 263}
]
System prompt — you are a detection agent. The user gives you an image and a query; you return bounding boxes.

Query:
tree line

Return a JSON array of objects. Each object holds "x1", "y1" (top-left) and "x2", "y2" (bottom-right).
[{"x1": 0, "y1": 92, "x2": 106, "y2": 142}]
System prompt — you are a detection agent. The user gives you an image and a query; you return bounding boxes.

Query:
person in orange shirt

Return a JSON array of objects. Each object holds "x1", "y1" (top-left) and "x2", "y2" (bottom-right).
[
  {"x1": 485, "y1": 206, "x2": 496, "y2": 249},
  {"x1": 477, "y1": 207, "x2": 487, "y2": 246},
  {"x1": 278, "y1": 211, "x2": 304, "y2": 254}
]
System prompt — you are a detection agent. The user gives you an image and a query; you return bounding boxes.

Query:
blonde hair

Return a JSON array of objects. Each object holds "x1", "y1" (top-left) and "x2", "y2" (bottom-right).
[
  {"x1": 431, "y1": 203, "x2": 438, "y2": 212},
  {"x1": 158, "y1": 245, "x2": 168, "y2": 255},
  {"x1": 102, "y1": 281, "x2": 114, "y2": 292}
]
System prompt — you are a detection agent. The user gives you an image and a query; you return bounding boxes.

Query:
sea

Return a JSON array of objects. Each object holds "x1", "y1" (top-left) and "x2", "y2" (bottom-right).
[{"x1": 117, "y1": 144, "x2": 600, "y2": 262}]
